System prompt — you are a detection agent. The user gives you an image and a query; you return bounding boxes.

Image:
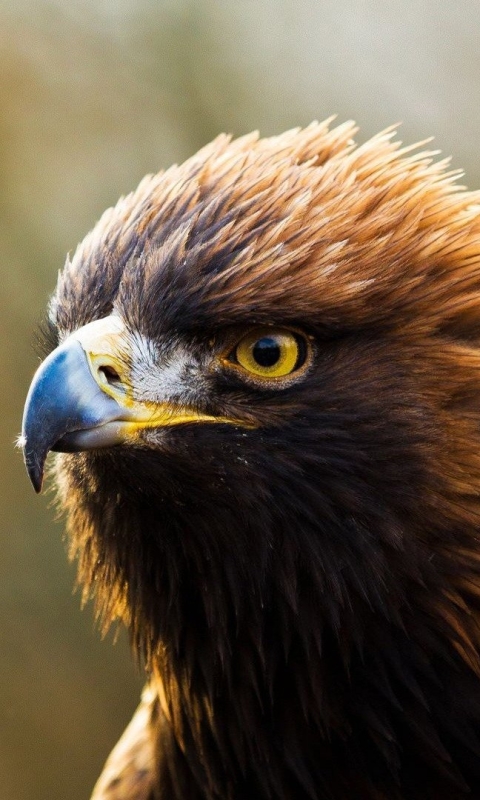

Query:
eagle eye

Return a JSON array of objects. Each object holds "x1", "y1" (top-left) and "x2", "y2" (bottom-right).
[{"x1": 227, "y1": 328, "x2": 309, "y2": 381}]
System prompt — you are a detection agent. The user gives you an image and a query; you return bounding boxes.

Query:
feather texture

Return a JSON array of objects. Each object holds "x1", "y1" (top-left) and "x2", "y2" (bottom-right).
[{"x1": 36, "y1": 120, "x2": 480, "y2": 798}]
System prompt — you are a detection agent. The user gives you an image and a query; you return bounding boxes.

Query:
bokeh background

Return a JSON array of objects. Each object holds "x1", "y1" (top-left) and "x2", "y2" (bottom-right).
[{"x1": 3, "y1": 1, "x2": 480, "y2": 798}]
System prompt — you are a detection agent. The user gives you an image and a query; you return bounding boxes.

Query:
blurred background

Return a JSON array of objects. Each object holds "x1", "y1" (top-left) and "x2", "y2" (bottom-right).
[{"x1": 2, "y1": 1, "x2": 480, "y2": 797}]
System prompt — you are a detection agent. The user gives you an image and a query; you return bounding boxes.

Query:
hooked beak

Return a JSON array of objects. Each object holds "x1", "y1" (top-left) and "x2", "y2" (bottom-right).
[
  {"x1": 21, "y1": 316, "x2": 230, "y2": 493},
  {"x1": 22, "y1": 316, "x2": 139, "y2": 492}
]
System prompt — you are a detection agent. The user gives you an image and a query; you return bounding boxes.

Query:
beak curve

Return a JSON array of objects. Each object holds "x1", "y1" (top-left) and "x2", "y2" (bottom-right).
[{"x1": 22, "y1": 336, "x2": 131, "y2": 493}]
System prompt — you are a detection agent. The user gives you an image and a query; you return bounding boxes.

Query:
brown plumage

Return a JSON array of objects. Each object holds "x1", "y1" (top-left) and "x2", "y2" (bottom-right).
[{"x1": 21, "y1": 119, "x2": 480, "y2": 799}]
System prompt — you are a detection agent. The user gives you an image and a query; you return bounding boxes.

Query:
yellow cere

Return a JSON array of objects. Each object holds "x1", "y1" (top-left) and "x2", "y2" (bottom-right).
[
  {"x1": 234, "y1": 328, "x2": 300, "y2": 378},
  {"x1": 71, "y1": 315, "x2": 254, "y2": 432},
  {"x1": 71, "y1": 316, "x2": 135, "y2": 403}
]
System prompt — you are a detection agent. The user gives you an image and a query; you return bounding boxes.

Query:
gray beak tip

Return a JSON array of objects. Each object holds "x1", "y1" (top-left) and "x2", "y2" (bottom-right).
[
  {"x1": 25, "y1": 449, "x2": 44, "y2": 494},
  {"x1": 20, "y1": 432, "x2": 46, "y2": 493}
]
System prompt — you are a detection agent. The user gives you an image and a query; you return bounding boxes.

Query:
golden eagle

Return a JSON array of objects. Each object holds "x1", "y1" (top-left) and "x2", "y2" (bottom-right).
[{"x1": 21, "y1": 120, "x2": 480, "y2": 799}]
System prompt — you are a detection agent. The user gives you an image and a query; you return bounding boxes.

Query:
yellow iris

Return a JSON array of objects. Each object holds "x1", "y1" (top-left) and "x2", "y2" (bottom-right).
[{"x1": 234, "y1": 328, "x2": 301, "y2": 378}]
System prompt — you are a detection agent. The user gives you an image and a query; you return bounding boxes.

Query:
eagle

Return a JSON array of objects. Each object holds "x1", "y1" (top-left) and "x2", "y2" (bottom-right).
[{"x1": 21, "y1": 119, "x2": 480, "y2": 799}]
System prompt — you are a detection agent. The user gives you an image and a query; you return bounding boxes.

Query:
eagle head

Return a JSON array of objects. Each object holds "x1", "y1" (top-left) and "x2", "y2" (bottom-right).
[{"x1": 21, "y1": 121, "x2": 480, "y2": 799}]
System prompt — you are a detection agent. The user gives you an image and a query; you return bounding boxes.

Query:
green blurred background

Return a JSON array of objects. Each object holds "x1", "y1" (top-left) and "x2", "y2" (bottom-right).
[{"x1": 3, "y1": 1, "x2": 480, "y2": 798}]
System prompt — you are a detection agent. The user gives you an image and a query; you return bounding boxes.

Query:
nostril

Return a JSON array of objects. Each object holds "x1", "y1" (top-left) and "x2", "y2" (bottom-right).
[{"x1": 98, "y1": 364, "x2": 122, "y2": 387}]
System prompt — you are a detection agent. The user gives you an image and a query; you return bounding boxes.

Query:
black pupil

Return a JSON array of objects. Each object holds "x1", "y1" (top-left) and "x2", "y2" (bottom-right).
[{"x1": 252, "y1": 337, "x2": 281, "y2": 367}]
